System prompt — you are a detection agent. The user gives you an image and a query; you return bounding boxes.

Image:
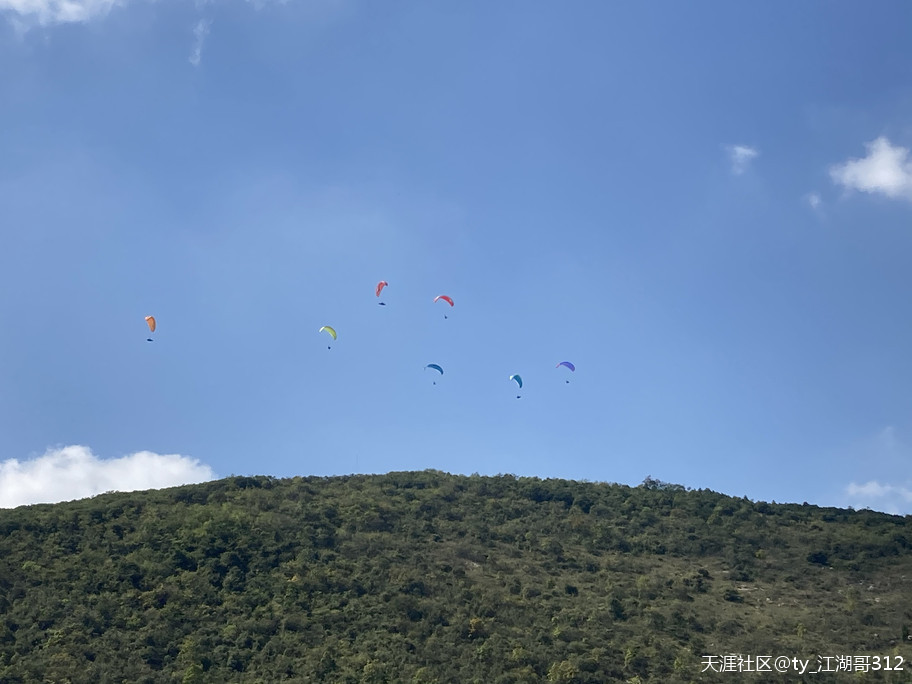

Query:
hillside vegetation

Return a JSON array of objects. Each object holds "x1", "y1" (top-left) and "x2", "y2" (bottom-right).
[{"x1": 1, "y1": 471, "x2": 911, "y2": 683}]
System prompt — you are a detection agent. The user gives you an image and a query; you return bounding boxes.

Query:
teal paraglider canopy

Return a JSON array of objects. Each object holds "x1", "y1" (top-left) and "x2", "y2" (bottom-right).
[
  {"x1": 426, "y1": 363, "x2": 443, "y2": 385},
  {"x1": 510, "y1": 373, "x2": 523, "y2": 399}
]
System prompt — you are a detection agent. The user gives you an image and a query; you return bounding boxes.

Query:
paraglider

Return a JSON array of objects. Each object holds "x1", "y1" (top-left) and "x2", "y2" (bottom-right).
[
  {"x1": 426, "y1": 363, "x2": 443, "y2": 385},
  {"x1": 376, "y1": 281, "x2": 389, "y2": 305},
  {"x1": 510, "y1": 374, "x2": 523, "y2": 399},
  {"x1": 145, "y1": 315, "x2": 156, "y2": 342},
  {"x1": 320, "y1": 326, "x2": 337, "y2": 349},
  {"x1": 556, "y1": 361, "x2": 575, "y2": 383},
  {"x1": 434, "y1": 295, "x2": 454, "y2": 319}
]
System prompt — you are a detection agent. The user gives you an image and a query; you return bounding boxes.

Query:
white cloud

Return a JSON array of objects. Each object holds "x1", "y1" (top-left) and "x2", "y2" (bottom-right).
[
  {"x1": 833, "y1": 426, "x2": 912, "y2": 515},
  {"x1": 188, "y1": 18, "x2": 210, "y2": 67},
  {"x1": 726, "y1": 144, "x2": 758, "y2": 175},
  {"x1": 0, "y1": 445, "x2": 216, "y2": 508},
  {"x1": 829, "y1": 137, "x2": 912, "y2": 201},
  {"x1": 806, "y1": 192, "x2": 822, "y2": 210},
  {"x1": 845, "y1": 480, "x2": 912, "y2": 515},
  {"x1": 3, "y1": 0, "x2": 346, "y2": 30},
  {"x1": 0, "y1": 0, "x2": 119, "y2": 25}
]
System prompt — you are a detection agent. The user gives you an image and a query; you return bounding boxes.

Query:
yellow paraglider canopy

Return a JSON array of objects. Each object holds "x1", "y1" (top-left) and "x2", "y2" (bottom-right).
[{"x1": 319, "y1": 326, "x2": 337, "y2": 340}]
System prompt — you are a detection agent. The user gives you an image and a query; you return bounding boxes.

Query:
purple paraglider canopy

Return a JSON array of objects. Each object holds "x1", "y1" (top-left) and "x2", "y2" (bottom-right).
[{"x1": 556, "y1": 361, "x2": 575, "y2": 372}]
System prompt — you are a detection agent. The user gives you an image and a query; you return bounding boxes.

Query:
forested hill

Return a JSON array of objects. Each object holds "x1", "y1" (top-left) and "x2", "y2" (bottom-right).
[{"x1": 1, "y1": 472, "x2": 911, "y2": 683}]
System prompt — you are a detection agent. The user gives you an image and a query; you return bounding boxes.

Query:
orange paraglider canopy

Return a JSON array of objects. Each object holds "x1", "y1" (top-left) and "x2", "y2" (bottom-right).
[{"x1": 145, "y1": 316, "x2": 156, "y2": 333}]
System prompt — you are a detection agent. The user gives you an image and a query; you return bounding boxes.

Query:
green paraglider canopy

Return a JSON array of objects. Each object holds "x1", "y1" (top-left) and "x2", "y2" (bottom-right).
[{"x1": 320, "y1": 326, "x2": 337, "y2": 349}]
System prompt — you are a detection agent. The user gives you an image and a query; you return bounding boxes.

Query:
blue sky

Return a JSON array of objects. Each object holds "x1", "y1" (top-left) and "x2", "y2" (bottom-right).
[{"x1": 2, "y1": 0, "x2": 912, "y2": 514}]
